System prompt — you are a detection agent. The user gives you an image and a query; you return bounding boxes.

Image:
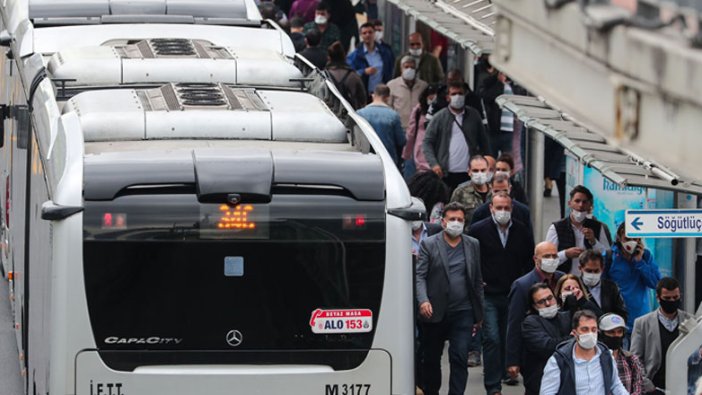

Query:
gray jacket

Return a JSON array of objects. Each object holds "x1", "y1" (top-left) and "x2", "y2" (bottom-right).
[
  {"x1": 416, "y1": 232, "x2": 484, "y2": 324},
  {"x1": 630, "y1": 308, "x2": 693, "y2": 391},
  {"x1": 421, "y1": 106, "x2": 490, "y2": 172}
]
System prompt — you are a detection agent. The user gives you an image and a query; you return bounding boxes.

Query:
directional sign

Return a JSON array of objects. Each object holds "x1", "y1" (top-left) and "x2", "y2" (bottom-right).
[{"x1": 625, "y1": 210, "x2": 702, "y2": 238}]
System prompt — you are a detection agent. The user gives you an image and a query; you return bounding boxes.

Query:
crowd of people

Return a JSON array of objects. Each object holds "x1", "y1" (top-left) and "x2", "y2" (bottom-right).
[{"x1": 256, "y1": 1, "x2": 692, "y2": 394}]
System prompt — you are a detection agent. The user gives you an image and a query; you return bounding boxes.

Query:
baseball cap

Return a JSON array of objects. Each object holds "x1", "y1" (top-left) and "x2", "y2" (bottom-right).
[{"x1": 599, "y1": 313, "x2": 627, "y2": 331}]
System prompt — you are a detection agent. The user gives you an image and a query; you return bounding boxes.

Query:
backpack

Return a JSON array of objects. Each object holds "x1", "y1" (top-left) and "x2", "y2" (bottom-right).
[{"x1": 326, "y1": 69, "x2": 354, "y2": 107}]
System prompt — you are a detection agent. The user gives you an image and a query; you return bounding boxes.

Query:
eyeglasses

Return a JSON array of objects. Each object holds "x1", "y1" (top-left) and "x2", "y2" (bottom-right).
[{"x1": 534, "y1": 294, "x2": 555, "y2": 306}]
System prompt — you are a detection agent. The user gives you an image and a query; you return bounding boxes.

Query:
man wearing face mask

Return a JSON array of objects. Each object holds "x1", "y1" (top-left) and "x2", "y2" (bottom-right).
[
  {"x1": 599, "y1": 313, "x2": 646, "y2": 395},
  {"x1": 469, "y1": 173, "x2": 532, "y2": 229},
  {"x1": 302, "y1": 2, "x2": 340, "y2": 51},
  {"x1": 545, "y1": 185, "x2": 612, "y2": 276},
  {"x1": 423, "y1": 83, "x2": 490, "y2": 192},
  {"x1": 448, "y1": 155, "x2": 492, "y2": 224},
  {"x1": 540, "y1": 310, "x2": 629, "y2": 394},
  {"x1": 394, "y1": 32, "x2": 445, "y2": 85},
  {"x1": 521, "y1": 283, "x2": 572, "y2": 395},
  {"x1": 387, "y1": 56, "x2": 428, "y2": 131},
  {"x1": 416, "y1": 202, "x2": 484, "y2": 395},
  {"x1": 577, "y1": 250, "x2": 627, "y2": 321},
  {"x1": 347, "y1": 22, "x2": 394, "y2": 101},
  {"x1": 607, "y1": 222, "x2": 662, "y2": 334},
  {"x1": 505, "y1": 241, "x2": 565, "y2": 386},
  {"x1": 468, "y1": 192, "x2": 534, "y2": 395},
  {"x1": 631, "y1": 277, "x2": 693, "y2": 394}
]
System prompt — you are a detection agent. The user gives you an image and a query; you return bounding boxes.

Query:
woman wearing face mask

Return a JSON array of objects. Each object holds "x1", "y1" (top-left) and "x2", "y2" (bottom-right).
[
  {"x1": 521, "y1": 283, "x2": 572, "y2": 395},
  {"x1": 606, "y1": 222, "x2": 662, "y2": 333},
  {"x1": 555, "y1": 274, "x2": 601, "y2": 318},
  {"x1": 402, "y1": 85, "x2": 438, "y2": 178},
  {"x1": 599, "y1": 313, "x2": 646, "y2": 394}
]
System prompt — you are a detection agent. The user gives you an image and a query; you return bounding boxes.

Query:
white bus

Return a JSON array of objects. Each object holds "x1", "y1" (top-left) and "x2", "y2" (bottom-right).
[{"x1": 0, "y1": 2, "x2": 421, "y2": 395}]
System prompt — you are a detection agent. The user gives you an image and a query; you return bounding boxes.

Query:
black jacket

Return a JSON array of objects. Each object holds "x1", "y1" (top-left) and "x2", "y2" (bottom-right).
[
  {"x1": 298, "y1": 46, "x2": 327, "y2": 70},
  {"x1": 521, "y1": 312, "x2": 572, "y2": 395},
  {"x1": 585, "y1": 278, "x2": 628, "y2": 322},
  {"x1": 467, "y1": 217, "x2": 534, "y2": 295},
  {"x1": 479, "y1": 74, "x2": 526, "y2": 135}
]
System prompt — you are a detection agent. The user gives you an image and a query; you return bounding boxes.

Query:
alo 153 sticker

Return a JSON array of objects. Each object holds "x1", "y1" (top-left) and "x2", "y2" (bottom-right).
[{"x1": 309, "y1": 308, "x2": 373, "y2": 334}]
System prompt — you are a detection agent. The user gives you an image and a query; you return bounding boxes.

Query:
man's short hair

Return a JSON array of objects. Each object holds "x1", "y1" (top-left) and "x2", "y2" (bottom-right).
[
  {"x1": 572, "y1": 309, "x2": 598, "y2": 330},
  {"x1": 371, "y1": 19, "x2": 383, "y2": 27},
  {"x1": 400, "y1": 55, "x2": 416, "y2": 67},
  {"x1": 373, "y1": 84, "x2": 390, "y2": 97},
  {"x1": 359, "y1": 22, "x2": 374, "y2": 31},
  {"x1": 442, "y1": 201, "x2": 466, "y2": 218},
  {"x1": 656, "y1": 277, "x2": 680, "y2": 297},
  {"x1": 578, "y1": 249, "x2": 604, "y2": 267},
  {"x1": 496, "y1": 153, "x2": 515, "y2": 170},
  {"x1": 316, "y1": 1, "x2": 330, "y2": 12},
  {"x1": 490, "y1": 173, "x2": 511, "y2": 186},
  {"x1": 469, "y1": 155, "x2": 488, "y2": 169},
  {"x1": 569, "y1": 185, "x2": 593, "y2": 202},
  {"x1": 290, "y1": 17, "x2": 305, "y2": 29},
  {"x1": 305, "y1": 29, "x2": 321, "y2": 47},
  {"x1": 490, "y1": 191, "x2": 512, "y2": 205},
  {"x1": 447, "y1": 80, "x2": 465, "y2": 93}
]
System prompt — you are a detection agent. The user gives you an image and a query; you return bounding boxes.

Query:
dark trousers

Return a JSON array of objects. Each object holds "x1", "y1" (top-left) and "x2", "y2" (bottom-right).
[
  {"x1": 488, "y1": 130, "x2": 514, "y2": 158},
  {"x1": 421, "y1": 309, "x2": 475, "y2": 395},
  {"x1": 444, "y1": 172, "x2": 470, "y2": 194},
  {"x1": 482, "y1": 293, "x2": 509, "y2": 395}
]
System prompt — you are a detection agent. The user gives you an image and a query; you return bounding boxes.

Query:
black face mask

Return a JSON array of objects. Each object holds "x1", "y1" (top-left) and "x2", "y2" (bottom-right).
[
  {"x1": 600, "y1": 334, "x2": 623, "y2": 350},
  {"x1": 660, "y1": 298, "x2": 681, "y2": 314}
]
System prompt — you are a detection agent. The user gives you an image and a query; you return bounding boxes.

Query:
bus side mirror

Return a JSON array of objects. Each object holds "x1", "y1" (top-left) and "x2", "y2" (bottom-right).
[
  {"x1": 388, "y1": 197, "x2": 427, "y2": 221},
  {"x1": 41, "y1": 201, "x2": 84, "y2": 221}
]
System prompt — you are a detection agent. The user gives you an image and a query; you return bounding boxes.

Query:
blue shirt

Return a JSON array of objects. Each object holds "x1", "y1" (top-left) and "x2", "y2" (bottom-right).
[
  {"x1": 540, "y1": 346, "x2": 629, "y2": 395},
  {"x1": 357, "y1": 103, "x2": 406, "y2": 163},
  {"x1": 362, "y1": 44, "x2": 383, "y2": 93},
  {"x1": 606, "y1": 245, "x2": 662, "y2": 331}
]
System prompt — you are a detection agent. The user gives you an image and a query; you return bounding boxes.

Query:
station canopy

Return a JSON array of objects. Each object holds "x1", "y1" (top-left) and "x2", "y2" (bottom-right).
[
  {"x1": 497, "y1": 94, "x2": 702, "y2": 195},
  {"x1": 384, "y1": 0, "x2": 495, "y2": 55}
]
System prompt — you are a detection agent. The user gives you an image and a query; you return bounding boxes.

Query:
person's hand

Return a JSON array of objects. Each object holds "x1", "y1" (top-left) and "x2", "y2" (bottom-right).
[
  {"x1": 633, "y1": 242, "x2": 645, "y2": 261},
  {"x1": 432, "y1": 165, "x2": 444, "y2": 178},
  {"x1": 507, "y1": 366, "x2": 520, "y2": 379},
  {"x1": 573, "y1": 287, "x2": 584, "y2": 300},
  {"x1": 419, "y1": 302, "x2": 433, "y2": 319},
  {"x1": 581, "y1": 227, "x2": 597, "y2": 244},
  {"x1": 472, "y1": 321, "x2": 482, "y2": 336},
  {"x1": 365, "y1": 67, "x2": 377, "y2": 75},
  {"x1": 564, "y1": 247, "x2": 584, "y2": 259},
  {"x1": 498, "y1": 72, "x2": 507, "y2": 84}
]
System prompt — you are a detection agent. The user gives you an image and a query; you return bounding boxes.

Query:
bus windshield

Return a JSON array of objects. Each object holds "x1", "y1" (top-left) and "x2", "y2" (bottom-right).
[{"x1": 83, "y1": 193, "x2": 386, "y2": 371}]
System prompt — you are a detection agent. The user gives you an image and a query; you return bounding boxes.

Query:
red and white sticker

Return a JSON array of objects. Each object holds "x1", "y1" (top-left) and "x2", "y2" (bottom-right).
[{"x1": 309, "y1": 308, "x2": 373, "y2": 334}]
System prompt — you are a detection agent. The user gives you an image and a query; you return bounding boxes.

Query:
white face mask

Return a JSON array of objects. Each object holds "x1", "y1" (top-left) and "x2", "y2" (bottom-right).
[
  {"x1": 402, "y1": 68, "x2": 416, "y2": 81},
  {"x1": 315, "y1": 15, "x2": 328, "y2": 25},
  {"x1": 412, "y1": 221, "x2": 423, "y2": 231},
  {"x1": 493, "y1": 210, "x2": 511, "y2": 226},
  {"x1": 409, "y1": 48, "x2": 422, "y2": 57},
  {"x1": 571, "y1": 209, "x2": 588, "y2": 223},
  {"x1": 471, "y1": 171, "x2": 488, "y2": 185},
  {"x1": 540, "y1": 258, "x2": 560, "y2": 273},
  {"x1": 622, "y1": 240, "x2": 638, "y2": 254},
  {"x1": 577, "y1": 332, "x2": 598, "y2": 349},
  {"x1": 538, "y1": 304, "x2": 559, "y2": 319},
  {"x1": 495, "y1": 170, "x2": 510, "y2": 178},
  {"x1": 374, "y1": 30, "x2": 384, "y2": 42},
  {"x1": 485, "y1": 171, "x2": 494, "y2": 183},
  {"x1": 444, "y1": 220, "x2": 464, "y2": 237},
  {"x1": 449, "y1": 94, "x2": 465, "y2": 109},
  {"x1": 581, "y1": 272, "x2": 601, "y2": 287}
]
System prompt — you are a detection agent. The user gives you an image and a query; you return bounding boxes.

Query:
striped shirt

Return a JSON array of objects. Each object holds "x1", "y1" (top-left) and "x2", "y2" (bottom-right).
[{"x1": 500, "y1": 83, "x2": 514, "y2": 132}]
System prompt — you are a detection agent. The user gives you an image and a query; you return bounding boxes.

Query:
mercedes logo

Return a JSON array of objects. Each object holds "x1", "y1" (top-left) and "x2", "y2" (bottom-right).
[{"x1": 226, "y1": 329, "x2": 243, "y2": 347}]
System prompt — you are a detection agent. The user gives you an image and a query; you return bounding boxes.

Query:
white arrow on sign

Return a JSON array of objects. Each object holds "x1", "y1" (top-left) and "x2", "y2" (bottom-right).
[{"x1": 625, "y1": 209, "x2": 702, "y2": 238}]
